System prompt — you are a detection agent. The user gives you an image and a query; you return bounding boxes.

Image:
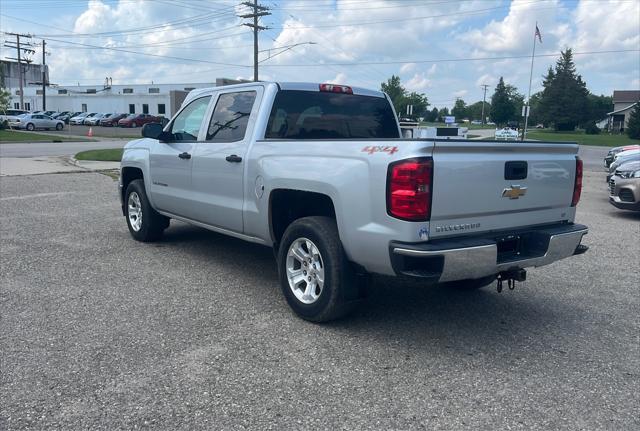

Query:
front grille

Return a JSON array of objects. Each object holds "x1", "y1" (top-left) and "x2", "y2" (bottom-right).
[
  {"x1": 619, "y1": 188, "x2": 635, "y2": 202},
  {"x1": 609, "y1": 179, "x2": 616, "y2": 195}
]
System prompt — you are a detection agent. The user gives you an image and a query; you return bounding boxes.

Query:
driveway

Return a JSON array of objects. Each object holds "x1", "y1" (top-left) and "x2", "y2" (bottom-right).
[{"x1": 0, "y1": 164, "x2": 638, "y2": 429}]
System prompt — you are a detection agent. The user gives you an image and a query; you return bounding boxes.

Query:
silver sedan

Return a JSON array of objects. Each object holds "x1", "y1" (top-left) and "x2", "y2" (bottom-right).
[{"x1": 10, "y1": 114, "x2": 65, "y2": 131}]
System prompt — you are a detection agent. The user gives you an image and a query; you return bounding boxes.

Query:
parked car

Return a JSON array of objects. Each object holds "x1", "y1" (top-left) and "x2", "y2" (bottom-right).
[
  {"x1": 82, "y1": 113, "x2": 99, "y2": 125},
  {"x1": 604, "y1": 144, "x2": 640, "y2": 168},
  {"x1": 10, "y1": 114, "x2": 64, "y2": 131},
  {"x1": 119, "y1": 81, "x2": 589, "y2": 322},
  {"x1": 100, "y1": 113, "x2": 127, "y2": 127},
  {"x1": 118, "y1": 113, "x2": 161, "y2": 128},
  {"x1": 69, "y1": 113, "x2": 91, "y2": 125},
  {"x1": 607, "y1": 149, "x2": 640, "y2": 182},
  {"x1": 86, "y1": 113, "x2": 108, "y2": 126},
  {"x1": 609, "y1": 160, "x2": 640, "y2": 211},
  {"x1": 51, "y1": 111, "x2": 68, "y2": 119},
  {"x1": 0, "y1": 108, "x2": 29, "y2": 123},
  {"x1": 57, "y1": 111, "x2": 82, "y2": 124}
]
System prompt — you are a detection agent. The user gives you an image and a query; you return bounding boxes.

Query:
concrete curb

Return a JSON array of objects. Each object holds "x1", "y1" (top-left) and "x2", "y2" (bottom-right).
[{"x1": 66, "y1": 156, "x2": 120, "y2": 171}]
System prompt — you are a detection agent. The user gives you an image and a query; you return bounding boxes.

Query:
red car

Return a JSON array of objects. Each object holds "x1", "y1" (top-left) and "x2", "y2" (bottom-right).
[{"x1": 118, "y1": 114, "x2": 162, "y2": 128}]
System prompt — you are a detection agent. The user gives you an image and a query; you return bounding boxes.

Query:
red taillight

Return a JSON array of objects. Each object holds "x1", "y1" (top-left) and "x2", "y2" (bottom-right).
[
  {"x1": 571, "y1": 157, "x2": 583, "y2": 207},
  {"x1": 319, "y1": 83, "x2": 353, "y2": 94},
  {"x1": 387, "y1": 158, "x2": 433, "y2": 221}
]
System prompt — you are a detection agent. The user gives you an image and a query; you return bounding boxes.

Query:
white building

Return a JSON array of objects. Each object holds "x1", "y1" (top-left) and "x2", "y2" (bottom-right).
[{"x1": 8, "y1": 78, "x2": 246, "y2": 116}]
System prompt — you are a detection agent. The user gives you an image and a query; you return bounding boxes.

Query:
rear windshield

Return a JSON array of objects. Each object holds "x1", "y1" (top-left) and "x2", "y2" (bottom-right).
[{"x1": 265, "y1": 90, "x2": 399, "y2": 139}]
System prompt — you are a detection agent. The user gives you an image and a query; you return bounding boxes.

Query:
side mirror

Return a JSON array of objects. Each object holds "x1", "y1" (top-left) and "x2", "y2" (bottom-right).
[{"x1": 142, "y1": 122, "x2": 164, "y2": 140}]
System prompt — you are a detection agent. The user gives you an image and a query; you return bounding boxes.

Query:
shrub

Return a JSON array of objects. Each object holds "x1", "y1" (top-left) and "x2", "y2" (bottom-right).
[
  {"x1": 584, "y1": 122, "x2": 600, "y2": 135},
  {"x1": 0, "y1": 120, "x2": 8, "y2": 130}
]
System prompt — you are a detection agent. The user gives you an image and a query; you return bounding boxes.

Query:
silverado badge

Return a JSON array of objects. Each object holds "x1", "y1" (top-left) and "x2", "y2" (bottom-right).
[{"x1": 502, "y1": 185, "x2": 527, "y2": 199}]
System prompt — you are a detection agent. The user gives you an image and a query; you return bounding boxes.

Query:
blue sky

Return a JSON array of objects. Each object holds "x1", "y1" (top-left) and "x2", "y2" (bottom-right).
[{"x1": 1, "y1": 0, "x2": 638, "y2": 109}]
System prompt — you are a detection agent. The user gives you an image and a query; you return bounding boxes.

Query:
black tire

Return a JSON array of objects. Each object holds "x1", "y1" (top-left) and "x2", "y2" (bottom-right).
[
  {"x1": 26, "y1": 123, "x2": 35, "y2": 131},
  {"x1": 56, "y1": 123, "x2": 63, "y2": 130},
  {"x1": 277, "y1": 216, "x2": 359, "y2": 322},
  {"x1": 131, "y1": 122, "x2": 137, "y2": 128},
  {"x1": 124, "y1": 179, "x2": 169, "y2": 242},
  {"x1": 445, "y1": 274, "x2": 497, "y2": 290}
]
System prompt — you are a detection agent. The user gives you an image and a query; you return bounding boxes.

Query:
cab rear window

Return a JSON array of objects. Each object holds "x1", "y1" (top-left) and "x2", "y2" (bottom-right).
[{"x1": 265, "y1": 90, "x2": 399, "y2": 139}]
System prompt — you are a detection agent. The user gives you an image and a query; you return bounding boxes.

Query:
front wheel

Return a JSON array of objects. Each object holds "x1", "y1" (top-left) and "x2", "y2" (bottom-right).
[
  {"x1": 26, "y1": 123, "x2": 35, "y2": 131},
  {"x1": 124, "y1": 179, "x2": 169, "y2": 242},
  {"x1": 278, "y1": 216, "x2": 359, "y2": 322},
  {"x1": 131, "y1": 122, "x2": 137, "y2": 128}
]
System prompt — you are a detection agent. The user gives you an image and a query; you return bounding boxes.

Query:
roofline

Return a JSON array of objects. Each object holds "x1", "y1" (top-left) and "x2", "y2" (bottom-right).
[{"x1": 607, "y1": 101, "x2": 638, "y2": 115}]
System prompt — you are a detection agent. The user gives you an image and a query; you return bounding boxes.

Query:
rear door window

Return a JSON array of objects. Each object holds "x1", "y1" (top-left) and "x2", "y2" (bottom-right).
[
  {"x1": 206, "y1": 91, "x2": 257, "y2": 142},
  {"x1": 265, "y1": 90, "x2": 399, "y2": 139}
]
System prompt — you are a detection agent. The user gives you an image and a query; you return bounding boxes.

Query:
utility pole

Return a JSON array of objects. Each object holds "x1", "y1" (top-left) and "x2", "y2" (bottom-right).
[
  {"x1": 240, "y1": 1, "x2": 271, "y2": 81},
  {"x1": 41, "y1": 39, "x2": 47, "y2": 110},
  {"x1": 481, "y1": 84, "x2": 489, "y2": 124},
  {"x1": 4, "y1": 33, "x2": 34, "y2": 110}
]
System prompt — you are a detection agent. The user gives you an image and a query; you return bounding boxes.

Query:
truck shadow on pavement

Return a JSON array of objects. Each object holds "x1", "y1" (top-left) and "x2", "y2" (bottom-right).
[{"x1": 158, "y1": 222, "x2": 587, "y2": 356}]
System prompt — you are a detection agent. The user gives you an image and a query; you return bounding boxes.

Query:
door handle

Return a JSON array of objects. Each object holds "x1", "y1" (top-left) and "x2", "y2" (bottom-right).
[
  {"x1": 178, "y1": 152, "x2": 191, "y2": 160},
  {"x1": 225, "y1": 154, "x2": 242, "y2": 163}
]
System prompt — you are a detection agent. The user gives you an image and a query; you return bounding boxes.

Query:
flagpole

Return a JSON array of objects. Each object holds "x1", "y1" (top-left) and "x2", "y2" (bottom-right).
[{"x1": 522, "y1": 21, "x2": 537, "y2": 141}]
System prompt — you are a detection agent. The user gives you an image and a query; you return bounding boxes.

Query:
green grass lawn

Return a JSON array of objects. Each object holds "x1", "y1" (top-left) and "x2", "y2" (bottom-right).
[
  {"x1": 0, "y1": 129, "x2": 87, "y2": 143},
  {"x1": 526, "y1": 130, "x2": 638, "y2": 147},
  {"x1": 75, "y1": 148, "x2": 124, "y2": 162}
]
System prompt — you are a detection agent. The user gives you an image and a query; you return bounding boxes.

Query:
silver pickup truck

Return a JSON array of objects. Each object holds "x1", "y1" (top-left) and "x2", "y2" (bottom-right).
[{"x1": 119, "y1": 82, "x2": 588, "y2": 322}]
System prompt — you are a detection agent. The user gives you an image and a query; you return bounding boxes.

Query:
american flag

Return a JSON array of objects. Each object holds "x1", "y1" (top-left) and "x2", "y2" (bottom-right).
[{"x1": 535, "y1": 25, "x2": 542, "y2": 43}]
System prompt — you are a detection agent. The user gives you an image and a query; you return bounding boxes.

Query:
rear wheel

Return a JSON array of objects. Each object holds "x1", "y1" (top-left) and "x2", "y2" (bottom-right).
[
  {"x1": 124, "y1": 179, "x2": 169, "y2": 242},
  {"x1": 278, "y1": 216, "x2": 359, "y2": 322}
]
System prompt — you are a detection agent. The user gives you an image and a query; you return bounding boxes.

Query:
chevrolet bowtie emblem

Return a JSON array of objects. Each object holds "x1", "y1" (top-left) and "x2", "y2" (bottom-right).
[{"x1": 502, "y1": 185, "x2": 528, "y2": 199}]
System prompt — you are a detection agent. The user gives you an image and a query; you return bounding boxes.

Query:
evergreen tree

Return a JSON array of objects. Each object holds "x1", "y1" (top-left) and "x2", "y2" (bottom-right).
[
  {"x1": 490, "y1": 77, "x2": 516, "y2": 125},
  {"x1": 626, "y1": 102, "x2": 640, "y2": 140},
  {"x1": 538, "y1": 49, "x2": 590, "y2": 131}
]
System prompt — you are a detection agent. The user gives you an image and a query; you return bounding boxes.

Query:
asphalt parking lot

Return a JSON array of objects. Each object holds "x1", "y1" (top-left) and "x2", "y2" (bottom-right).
[{"x1": 1, "y1": 167, "x2": 638, "y2": 429}]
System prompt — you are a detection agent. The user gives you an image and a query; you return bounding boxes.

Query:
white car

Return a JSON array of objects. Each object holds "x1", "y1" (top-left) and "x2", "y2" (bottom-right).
[
  {"x1": 11, "y1": 114, "x2": 65, "y2": 131},
  {"x1": 0, "y1": 109, "x2": 29, "y2": 123}
]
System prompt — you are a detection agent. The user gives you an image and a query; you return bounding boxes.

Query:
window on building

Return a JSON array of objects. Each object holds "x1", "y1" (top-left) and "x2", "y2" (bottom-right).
[
  {"x1": 123, "y1": 88, "x2": 134, "y2": 94},
  {"x1": 82, "y1": 103, "x2": 87, "y2": 112},
  {"x1": 129, "y1": 104, "x2": 135, "y2": 114},
  {"x1": 86, "y1": 88, "x2": 97, "y2": 94},
  {"x1": 206, "y1": 91, "x2": 257, "y2": 142},
  {"x1": 184, "y1": 87, "x2": 195, "y2": 91},
  {"x1": 158, "y1": 104, "x2": 166, "y2": 115},
  {"x1": 24, "y1": 102, "x2": 31, "y2": 111},
  {"x1": 142, "y1": 104, "x2": 149, "y2": 114},
  {"x1": 36, "y1": 90, "x2": 43, "y2": 95},
  {"x1": 149, "y1": 88, "x2": 160, "y2": 94},
  {"x1": 58, "y1": 89, "x2": 68, "y2": 94},
  {"x1": 14, "y1": 102, "x2": 20, "y2": 109},
  {"x1": 169, "y1": 96, "x2": 211, "y2": 141},
  {"x1": 15, "y1": 90, "x2": 21, "y2": 96}
]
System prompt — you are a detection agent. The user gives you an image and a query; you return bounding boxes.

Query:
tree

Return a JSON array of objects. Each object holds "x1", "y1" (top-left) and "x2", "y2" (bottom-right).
[
  {"x1": 0, "y1": 65, "x2": 10, "y2": 114},
  {"x1": 467, "y1": 101, "x2": 490, "y2": 121},
  {"x1": 490, "y1": 77, "x2": 516, "y2": 125},
  {"x1": 380, "y1": 75, "x2": 429, "y2": 120},
  {"x1": 381, "y1": 75, "x2": 405, "y2": 114},
  {"x1": 538, "y1": 48, "x2": 590, "y2": 131},
  {"x1": 626, "y1": 102, "x2": 640, "y2": 140},
  {"x1": 423, "y1": 106, "x2": 438, "y2": 122},
  {"x1": 587, "y1": 94, "x2": 613, "y2": 124},
  {"x1": 437, "y1": 107, "x2": 449, "y2": 122},
  {"x1": 451, "y1": 98, "x2": 468, "y2": 120}
]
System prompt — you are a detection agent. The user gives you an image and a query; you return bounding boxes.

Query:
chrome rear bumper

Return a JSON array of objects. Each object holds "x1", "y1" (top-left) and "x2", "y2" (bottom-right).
[{"x1": 390, "y1": 223, "x2": 588, "y2": 283}]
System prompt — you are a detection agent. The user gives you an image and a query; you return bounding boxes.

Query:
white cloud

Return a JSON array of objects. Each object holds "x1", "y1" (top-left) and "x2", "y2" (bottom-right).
[
  {"x1": 405, "y1": 73, "x2": 432, "y2": 92},
  {"x1": 400, "y1": 63, "x2": 416, "y2": 74}
]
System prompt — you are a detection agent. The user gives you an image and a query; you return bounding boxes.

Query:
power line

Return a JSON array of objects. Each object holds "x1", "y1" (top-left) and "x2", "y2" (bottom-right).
[
  {"x1": 3, "y1": 32, "x2": 34, "y2": 109},
  {"x1": 260, "y1": 49, "x2": 640, "y2": 67}
]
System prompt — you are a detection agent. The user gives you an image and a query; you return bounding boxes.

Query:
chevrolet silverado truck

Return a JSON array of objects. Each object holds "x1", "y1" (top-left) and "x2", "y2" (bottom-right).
[{"x1": 119, "y1": 82, "x2": 588, "y2": 322}]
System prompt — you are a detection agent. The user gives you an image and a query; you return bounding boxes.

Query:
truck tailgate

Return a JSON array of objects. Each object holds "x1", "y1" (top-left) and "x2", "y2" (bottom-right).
[{"x1": 429, "y1": 141, "x2": 578, "y2": 238}]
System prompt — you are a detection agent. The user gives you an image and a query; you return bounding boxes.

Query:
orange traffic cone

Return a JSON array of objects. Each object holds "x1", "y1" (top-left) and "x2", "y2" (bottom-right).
[{"x1": 87, "y1": 127, "x2": 93, "y2": 137}]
